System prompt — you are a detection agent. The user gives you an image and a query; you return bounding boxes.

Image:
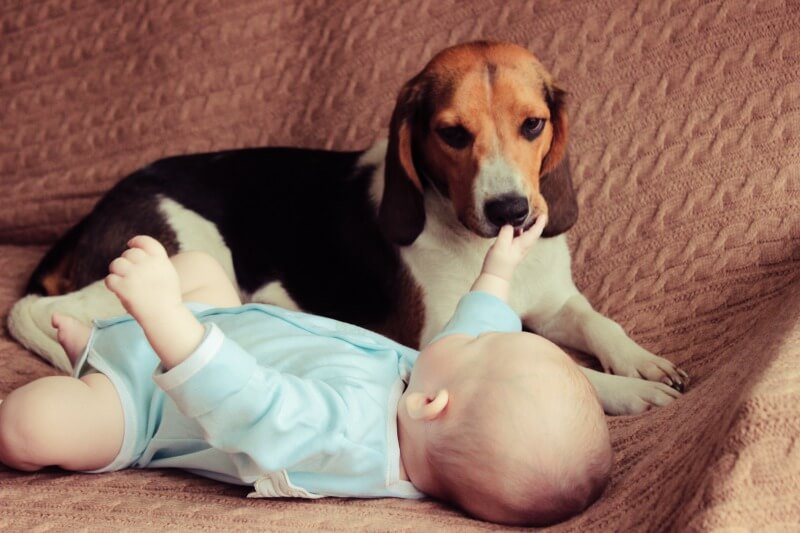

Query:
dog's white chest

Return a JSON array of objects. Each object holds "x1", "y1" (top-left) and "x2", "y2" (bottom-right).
[{"x1": 400, "y1": 218, "x2": 575, "y2": 344}]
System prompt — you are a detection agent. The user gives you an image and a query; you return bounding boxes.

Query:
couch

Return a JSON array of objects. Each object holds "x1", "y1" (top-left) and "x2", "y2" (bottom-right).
[{"x1": 1, "y1": 0, "x2": 798, "y2": 530}]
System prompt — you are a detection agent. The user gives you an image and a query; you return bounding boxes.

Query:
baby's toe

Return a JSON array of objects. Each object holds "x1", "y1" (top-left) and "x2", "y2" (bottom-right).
[{"x1": 129, "y1": 235, "x2": 169, "y2": 258}]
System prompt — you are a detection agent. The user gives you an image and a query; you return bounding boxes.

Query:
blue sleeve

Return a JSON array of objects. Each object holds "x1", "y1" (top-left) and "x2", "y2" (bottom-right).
[
  {"x1": 431, "y1": 291, "x2": 522, "y2": 343},
  {"x1": 152, "y1": 323, "x2": 348, "y2": 473}
]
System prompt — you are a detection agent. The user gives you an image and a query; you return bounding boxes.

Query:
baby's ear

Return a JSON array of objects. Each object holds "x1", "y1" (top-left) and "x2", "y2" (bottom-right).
[{"x1": 405, "y1": 390, "x2": 449, "y2": 421}]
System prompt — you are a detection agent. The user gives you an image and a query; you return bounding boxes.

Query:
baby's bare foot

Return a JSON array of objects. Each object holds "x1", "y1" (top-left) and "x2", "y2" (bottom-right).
[
  {"x1": 105, "y1": 235, "x2": 182, "y2": 323},
  {"x1": 52, "y1": 312, "x2": 91, "y2": 365}
]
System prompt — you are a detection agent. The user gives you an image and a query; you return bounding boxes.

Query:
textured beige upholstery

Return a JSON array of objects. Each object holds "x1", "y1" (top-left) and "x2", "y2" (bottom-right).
[{"x1": 1, "y1": 1, "x2": 798, "y2": 530}]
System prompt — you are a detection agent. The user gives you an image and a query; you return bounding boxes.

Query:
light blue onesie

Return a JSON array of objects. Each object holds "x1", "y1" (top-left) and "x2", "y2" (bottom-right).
[{"x1": 73, "y1": 291, "x2": 521, "y2": 499}]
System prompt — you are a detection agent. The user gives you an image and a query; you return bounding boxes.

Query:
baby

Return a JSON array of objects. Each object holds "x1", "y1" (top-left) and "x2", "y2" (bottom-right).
[{"x1": 0, "y1": 215, "x2": 612, "y2": 526}]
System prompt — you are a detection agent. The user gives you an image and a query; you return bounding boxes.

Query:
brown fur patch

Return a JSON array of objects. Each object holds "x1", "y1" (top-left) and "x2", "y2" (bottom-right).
[
  {"x1": 40, "y1": 268, "x2": 76, "y2": 295},
  {"x1": 375, "y1": 266, "x2": 426, "y2": 348}
]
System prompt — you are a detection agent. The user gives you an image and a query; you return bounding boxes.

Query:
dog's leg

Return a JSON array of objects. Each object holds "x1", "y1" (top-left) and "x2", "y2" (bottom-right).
[
  {"x1": 531, "y1": 293, "x2": 689, "y2": 391},
  {"x1": 7, "y1": 280, "x2": 124, "y2": 373},
  {"x1": 580, "y1": 367, "x2": 681, "y2": 415}
]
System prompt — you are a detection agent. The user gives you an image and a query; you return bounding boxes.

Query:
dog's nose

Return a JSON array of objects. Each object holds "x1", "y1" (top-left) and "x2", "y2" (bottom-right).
[{"x1": 484, "y1": 195, "x2": 530, "y2": 227}]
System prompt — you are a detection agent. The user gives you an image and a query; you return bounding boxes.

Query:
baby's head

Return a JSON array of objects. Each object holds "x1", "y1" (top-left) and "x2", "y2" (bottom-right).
[{"x1": 399, "y1": 332, "x2": 612, "y2": 526}]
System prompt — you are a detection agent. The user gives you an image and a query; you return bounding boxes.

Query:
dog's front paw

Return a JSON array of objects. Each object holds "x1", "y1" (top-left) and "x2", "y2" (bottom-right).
[
  {"x1": 583, "y1": 369, "x2": 682, "y2": 415},
  {"x1": 604, "y1": 347, "x2": 689, "y2": 392}
]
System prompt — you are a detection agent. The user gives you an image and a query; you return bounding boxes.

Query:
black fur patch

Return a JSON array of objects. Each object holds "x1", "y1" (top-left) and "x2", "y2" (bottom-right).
[{"x1": 27, "y1": 147, "x2": 417, "y2": 341}]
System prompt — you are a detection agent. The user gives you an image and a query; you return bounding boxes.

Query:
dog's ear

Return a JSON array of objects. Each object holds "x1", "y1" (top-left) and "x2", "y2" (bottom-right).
[
  {"x1": 540, "y1": 84, "x2": 578, "y2": 237},
  {"x1": 541, "y1": 153, "x2": 578, "y2": 237},
  {"x1": 379, "y1": 75, "x2": 427, "y2": 246},
  {"x1": 541, "y1": 84, "x2": 569, "y2": 175}
]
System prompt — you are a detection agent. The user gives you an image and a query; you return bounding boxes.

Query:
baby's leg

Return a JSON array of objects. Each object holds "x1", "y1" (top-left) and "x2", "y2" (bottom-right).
[
  {"x1": 170, "y1": 250, "x2": 242, "y2": 308},
  {"x1": 47, "y1": 246, "x2": 241, "y2": 368},
  {"x1": 0, "y1": 373, "x2": 123, "y2": 471},
  {"x1": 52, "y1": 312, "x2": 91, "y2": 367},
  {"x1": 106, "y1": 236, "x2": 240, "y2": 368},
  {"x1": 109, "y1": 237, "x2": 242, "y2": 311}
]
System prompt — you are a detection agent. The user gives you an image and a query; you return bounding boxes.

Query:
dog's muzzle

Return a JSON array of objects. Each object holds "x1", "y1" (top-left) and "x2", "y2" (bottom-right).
[{"x1": 483, "y1": 194, "x2": 530, "y2": 228}]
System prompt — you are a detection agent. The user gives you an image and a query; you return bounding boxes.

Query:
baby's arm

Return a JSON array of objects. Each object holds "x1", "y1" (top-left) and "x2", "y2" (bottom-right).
[
  {"x1": 471, "y1": 215, "x2": 548, "y2": 302},
  {"x1": 152, "y1": 324, "x2": 350, "y2": 475},
  {"x1": 104, "y1": 236, "x2": 239, "y2": 369},
  {"x1": 426, "y1": 216, "x2": 548, "y2": 344}
]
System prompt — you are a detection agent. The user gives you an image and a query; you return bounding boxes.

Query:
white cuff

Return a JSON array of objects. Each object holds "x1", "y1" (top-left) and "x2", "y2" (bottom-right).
[{"x1": 153, "y1": 323, "x2": 225, "y2": 391}]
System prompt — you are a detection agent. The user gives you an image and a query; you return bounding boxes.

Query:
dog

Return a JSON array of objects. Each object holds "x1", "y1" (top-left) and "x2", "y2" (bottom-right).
[{"x1": 8, "y1": 41, "x2": 687, "y2": 415}]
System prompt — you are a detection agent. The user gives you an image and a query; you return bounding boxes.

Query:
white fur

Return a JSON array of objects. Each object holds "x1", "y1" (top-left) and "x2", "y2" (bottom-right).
[
  {"x1": 471, "y1": 153, "x2": 528, "y2": 234},
  {"x1": 249, "y1": 282, "x2": 301, "y2": 311},
  {"x1": 158, "y1": 197, "x2": 237, "y2": 284},
  {"x1": 8, "y1": 280, "x2": 124, "y2": 372},
  {"x1": 398, "y1": 176, "x2": 578, "y2": 346},
  {"x1": 8, "y1": 295, "x2": 71, "y2": 372},
  {"x1": 363, "y1": 138, "x2": 388, "y2": 206}
]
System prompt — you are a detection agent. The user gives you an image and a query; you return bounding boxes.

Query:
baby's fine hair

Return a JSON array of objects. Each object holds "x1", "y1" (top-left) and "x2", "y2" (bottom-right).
[{"x1": 425, "y1": 353, "x2": 612, "y2": 526}]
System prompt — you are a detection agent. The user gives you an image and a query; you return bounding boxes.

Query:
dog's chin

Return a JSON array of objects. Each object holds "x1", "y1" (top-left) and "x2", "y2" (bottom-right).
[
  {"x1": 465, "y1": 216, "x2": 538, "y2": 239},
  {"x1": 459, "y1": 216, "x2": 496, "y2": 238}
]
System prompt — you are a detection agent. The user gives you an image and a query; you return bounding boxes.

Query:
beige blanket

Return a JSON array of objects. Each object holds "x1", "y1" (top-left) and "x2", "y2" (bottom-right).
[{"x1": 1, "y1": 0, "x2": 798, "y2": 530}]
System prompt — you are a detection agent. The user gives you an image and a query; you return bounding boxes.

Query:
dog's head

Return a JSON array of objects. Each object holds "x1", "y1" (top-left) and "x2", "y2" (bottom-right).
[{"x1": 380, "y1": 41, "x2": 577, "y2": 244}]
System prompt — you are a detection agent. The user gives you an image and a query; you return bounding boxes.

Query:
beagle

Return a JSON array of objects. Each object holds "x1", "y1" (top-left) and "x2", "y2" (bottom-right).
[{"x1": 8, "y1": 41, "x2": 687, "y2": 415}]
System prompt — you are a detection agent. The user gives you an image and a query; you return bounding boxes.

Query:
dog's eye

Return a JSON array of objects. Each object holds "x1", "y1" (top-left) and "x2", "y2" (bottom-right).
[
  {"x1": 521, "y1": 118, "x2": 545, "y2": 141},
  {"x1": 437, "y1": 125, "x2": 472, "y2": 149}
]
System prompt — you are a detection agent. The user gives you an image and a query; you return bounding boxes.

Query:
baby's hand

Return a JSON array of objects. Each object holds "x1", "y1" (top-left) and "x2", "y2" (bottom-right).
[
  {"x1": 104, "y1": 236, "x2": 182, "y2": 322},
  {"x1": 482, "y1": 214, "x2": 548, "y2": 281}
]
